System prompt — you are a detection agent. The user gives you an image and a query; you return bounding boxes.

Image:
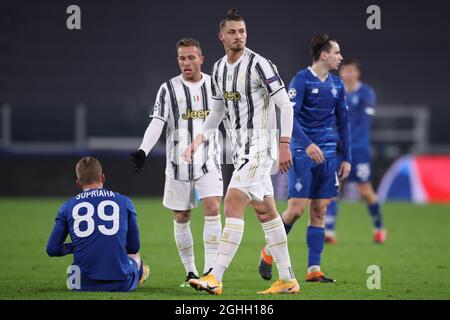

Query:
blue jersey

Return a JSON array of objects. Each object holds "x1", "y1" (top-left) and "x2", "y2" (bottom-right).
[
  {"x1": 347, "y1": 82, "x2": 376, "y2": 149},
  {"x1": 288, "y1": 67, "x2": 351, "y2": 162},
  {"x1": 46, "y1": 188, "x2": 140, "y2": 281}
]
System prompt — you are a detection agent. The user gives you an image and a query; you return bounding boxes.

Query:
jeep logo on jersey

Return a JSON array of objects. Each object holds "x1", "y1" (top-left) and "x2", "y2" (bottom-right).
[
  {"x1": 223, "y1": 91, "x2": 241, "y2": 101},
  {"x1": 181, "y1": 109, "x2": 210, "y2": 120}
]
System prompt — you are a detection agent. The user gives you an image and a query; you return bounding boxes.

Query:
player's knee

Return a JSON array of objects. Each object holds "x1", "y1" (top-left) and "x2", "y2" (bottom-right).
[
  {"x1": 311, "y1": 206, "x2": 325, "y2": 215},
  {"x1": 252, "y1": 203, "x2": 266, "y2": 216},
  {"x1": 292, "y1": 209, "x2": 305, "y2": 220},
  {"x1": 223, "y1": 202, "x2": 244, "y2": 218},
  {"x1": 204, "y1": 202, "x2": 221, "y2": 216},
  {"x1": 358, "y1": 185, "x2": 376, "y2": 203},
  {"x1": 128, "y1": 253, "x2": 141, "y2": 269},
  {"x1": 224, "y1": 191, "x2": 247, "y2": 218},
  {"x1": 291, "y1": 201, "x2": 306, "y2": 216},
  {"x1": 173, "y1": 210, "x2": 191, "y2": 223},
  {"x1": 361, "y1": 190, "x2": 377, "y2": 204},
  {"x1": 254, "y1": 208, "x2": 277, "y2": 223},
  {"x1": 310, "y1": 203, "x2": 327, "y2": 220},
  {"x1": 284, "y1": 206, "x2": 304, "y2": 222}
]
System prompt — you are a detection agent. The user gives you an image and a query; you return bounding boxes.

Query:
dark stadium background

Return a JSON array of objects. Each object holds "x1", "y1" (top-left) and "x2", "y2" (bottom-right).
[{"x1": 1, "y1": 0, "x2": 449, "y2": 196}]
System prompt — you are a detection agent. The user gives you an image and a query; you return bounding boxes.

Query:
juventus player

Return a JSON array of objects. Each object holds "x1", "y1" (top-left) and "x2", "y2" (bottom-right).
[
  {"x1": 131, "y1": 38, "x2": 223, "y2": 287},
  {"x1": 184, "y1": 9, "x2": 299, "y2": 295}
]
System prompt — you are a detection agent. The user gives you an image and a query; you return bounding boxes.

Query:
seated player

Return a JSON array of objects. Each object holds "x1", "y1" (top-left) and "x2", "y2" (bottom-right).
[{"x1": 46, "y1": 156, "x2": 149, "y2": 292}]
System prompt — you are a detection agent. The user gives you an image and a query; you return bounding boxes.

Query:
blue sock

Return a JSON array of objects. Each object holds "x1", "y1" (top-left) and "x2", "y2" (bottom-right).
[
  {"x1": 325, "y1": 201, "x2": 339, "y2": 231},
  {"x1": 368, "y1": 202, "x2": 384, "y2": 229},
  {"x1": 281, "y1": 216, "x2": 293, "y2": 235},
  {"x1": 307, "y1": 226, "x2": 325, "y2": 267}
]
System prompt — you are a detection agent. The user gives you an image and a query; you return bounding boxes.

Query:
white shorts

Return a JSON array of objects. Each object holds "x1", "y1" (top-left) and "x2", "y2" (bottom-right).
[
  {"x1": 163, "y1": 169, "x2": 223, "y2": 211},
  {"x1": 228, "y1": 154, "x2": 274, "y2": 202}
]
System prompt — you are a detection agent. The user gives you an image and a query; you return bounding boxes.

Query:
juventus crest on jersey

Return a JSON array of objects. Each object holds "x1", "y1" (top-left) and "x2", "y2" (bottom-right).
[
  {"x1": 211, "y1": 48, "x2": 282, "y2": 167},
  {"x1": 150, "y1": 73, "x2": 221, "y2": 181}
]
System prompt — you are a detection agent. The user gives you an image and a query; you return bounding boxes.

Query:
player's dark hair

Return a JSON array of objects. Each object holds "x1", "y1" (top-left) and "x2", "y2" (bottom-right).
[
  {"x1": 340, "y1": 59, "x2": 361, "y2": 72},
  {"x1": 311, "y1": 33, "x2": 337, "y2": 62},
  {"x1": 219, "y1": 8, "x2": 245, "y2": 31},
  {"x1": 176, "y1": 37, "x2": 202, "y2": 54},
  {"x1": 76, "y1": 157, "x2": 103, "y2": 185}
]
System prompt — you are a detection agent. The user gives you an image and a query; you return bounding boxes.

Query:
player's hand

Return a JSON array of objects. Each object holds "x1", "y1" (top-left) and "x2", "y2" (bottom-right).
[
  {"x1": 306, "y1": 143, "x2": 325, "y2": 164},
  {"x1": 183, "y1": 134, "x2": 204, "y2": 163},
  {"x1": 338, "y1": 161, "x2": 351, "y2": 181},
  {"x1": 279, "y1": 143, "x2": 292, "y2": 173},
  {"x1": 130, "y1": 149, "x2": 147, "y2": 173},
  {"x1": 183, "y1": 143, "x2": 195, "y2": 163}
]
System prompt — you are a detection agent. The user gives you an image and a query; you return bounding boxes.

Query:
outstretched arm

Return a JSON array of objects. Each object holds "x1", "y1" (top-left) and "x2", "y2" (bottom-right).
[
  {"x1": 131, "y1": 118, "x2": 165, "y2": 173},
  {"x1": 137, "y1": 118, "x2": 165, "y2": 155},
  {"x1": 132, "y1": 84, "x2": 170, "y2": 172}
]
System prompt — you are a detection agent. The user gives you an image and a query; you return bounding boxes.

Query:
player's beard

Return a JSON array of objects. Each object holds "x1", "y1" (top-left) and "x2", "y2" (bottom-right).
[{"x1": 230, "y1": 43, "x2": 245, "y2": 52}]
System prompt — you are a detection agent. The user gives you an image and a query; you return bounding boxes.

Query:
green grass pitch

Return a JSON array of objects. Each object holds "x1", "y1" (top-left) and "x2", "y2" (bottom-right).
[{"x1": 0, "y1": 198, "x2": 449, "y2": 300}]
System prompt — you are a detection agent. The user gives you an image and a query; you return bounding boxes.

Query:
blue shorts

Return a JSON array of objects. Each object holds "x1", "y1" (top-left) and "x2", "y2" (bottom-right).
[
  {"x1": 288, "y1": 156, "x2": 339, "y2": 199},
  {"x1": 337, "y1": 148, "x2": 372, "y2": 183},
  {"x1": 76, "y1": 258, "x2": 140, "y2": 292}
]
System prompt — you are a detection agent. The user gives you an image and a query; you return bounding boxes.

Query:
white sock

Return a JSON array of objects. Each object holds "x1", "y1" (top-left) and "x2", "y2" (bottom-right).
[
  {"x1": 212, "y1": 218, "x2": 244, "y2": 282},
  {"x1": 325, "y1": 214, "x2": 336, "y2": 227},
  {"x1": 173, "y1": 220, "x2": 198, "y2": 276},
  {"x1": 264, "y1": 245, "x2": 272, "y2": 257},
  {"x1": 325, "y1": 230, "x2": 336, "y2": 237},
  {"x1": 308, "y1": 265, "x2": 321, "y2": 273},
  {"x1": 203, "y1": 215, "x2": 222, "y2": 274},
  {"x1": 262, "y1": 215, "x2": 295, "y2": 281}
]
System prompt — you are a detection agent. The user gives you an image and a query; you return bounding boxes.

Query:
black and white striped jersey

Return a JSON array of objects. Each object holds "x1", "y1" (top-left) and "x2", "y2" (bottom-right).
[
  {"x1": 150, "y1": 73, "x2": 221, "y2": 181},
  {"x1": 211, "y1": 48, "x2": 282, "y2": 168}
]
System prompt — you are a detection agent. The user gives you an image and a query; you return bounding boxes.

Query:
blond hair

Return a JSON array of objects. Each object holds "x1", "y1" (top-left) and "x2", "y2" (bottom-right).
[{"x1": 75, "y1": 157, "x2": 103, "y2": 185}]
